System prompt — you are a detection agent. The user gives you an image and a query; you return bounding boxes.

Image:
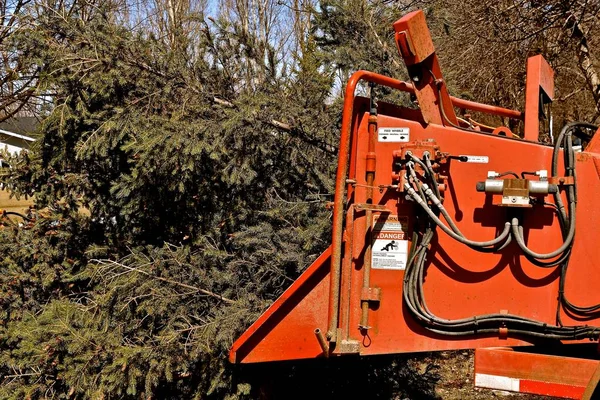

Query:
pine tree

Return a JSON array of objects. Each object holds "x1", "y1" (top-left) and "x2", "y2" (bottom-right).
[{"x1": 3, "y1": 0, "x2": 596, "y2": 398}]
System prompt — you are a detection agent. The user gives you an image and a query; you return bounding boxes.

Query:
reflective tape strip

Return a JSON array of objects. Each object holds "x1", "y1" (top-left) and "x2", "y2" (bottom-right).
[
  {"x1": 520, "y1": 379, "x2": 584, "y2": 399},
  {"x1": 475, "y1": 373, "x2": 520, "y2": 392},
  {"x1": 475, "y1": 373, "x2": 584, "y2": 399}
]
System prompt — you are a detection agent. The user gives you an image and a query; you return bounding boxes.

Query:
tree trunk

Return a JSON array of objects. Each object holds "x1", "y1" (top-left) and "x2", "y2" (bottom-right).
[{"x1": 568, "y1": 17, "x2": 600, "y2": 115}]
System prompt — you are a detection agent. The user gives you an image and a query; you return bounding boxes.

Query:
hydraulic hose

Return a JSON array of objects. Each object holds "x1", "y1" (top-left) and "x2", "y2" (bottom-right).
[
  {"x1": 552, "y1": 122, "x2": 598, "y2": 175},
  {"x1": 400, "y1": 124, "x2": 600, "y2": 340},
  {"x1": 423, "y1": 153, "x2": 442, "y2": 200},
  {"x1": 511, "y1": 215, "x2": 575, "y2": 259},
  {"x1": 554, "y1": 122, "x2": 600, "y2": 317},
  {"x1": 402, "y1": 223, "x2": 600, "y2": 339},
  {"x1": 402, "y1": 221, "x2": 599, "y2": 339},
  {"x1": 423, "y1": 185, "x2": 514, "y2": 251},
  {"x1": 422, "y1": 183, "x2": 462, "y2": 235},
  {"x1": 405, "y1": 183, "x2": 511, "y2": 248}
]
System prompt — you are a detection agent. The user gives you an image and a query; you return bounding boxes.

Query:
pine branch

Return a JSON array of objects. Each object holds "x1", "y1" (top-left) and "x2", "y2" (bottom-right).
[
  {"x1": 212, "y1": 96, "x2": 336, "y2": 154},
  {"x1": 91, "y1": 258, "x2": 237, "y2": 304}
]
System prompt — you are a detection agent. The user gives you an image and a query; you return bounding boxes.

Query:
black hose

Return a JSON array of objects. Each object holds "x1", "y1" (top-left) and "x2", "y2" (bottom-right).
[
  {"x1": 521, "y1": 171, "x2": 537, "y2": 179},
  {"x1": 406, "y1": 184, "x2": 511, "y2": 248},
  {"x1": 401, "y1": 123, "x2": 600, "y2": 340},
  {"x1": 553, "y1": 122, "x2": 600, "y2": 317},
  {"x1": 423, "y1": 153, "x2": 442, "y2": 200},
  {"x1": 512, "y1": 216, "x2": 574, "y2": 260},
  {"x1": 402, "y1": 218, "x2": 599, "y2": 340},
  {"x1": 4, "y1": 211, "x2": 31, "y2": 221},
  {"x1": 497, "y1": 171, "x2": 519, "y2": 179}
]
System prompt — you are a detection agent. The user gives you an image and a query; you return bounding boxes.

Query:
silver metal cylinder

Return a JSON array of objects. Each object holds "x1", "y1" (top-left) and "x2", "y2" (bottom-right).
[
  {"x1": 528, "y1": 180, "x2": 549, "y2": 194},
  {"x1": 484, "y1": 179, "x2": 504, "y2": 193}
]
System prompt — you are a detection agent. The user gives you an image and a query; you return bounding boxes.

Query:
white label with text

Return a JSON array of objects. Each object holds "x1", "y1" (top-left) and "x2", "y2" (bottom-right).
[
  {"x1": 372, "y1": 215, "x2": 409, "y2": 270},
  {"x1": 378, "y1": 127, "x2": 410, "y2": 142},
  {"x1": 460, "y1": 155, "x2": 489, "y2": 164}
]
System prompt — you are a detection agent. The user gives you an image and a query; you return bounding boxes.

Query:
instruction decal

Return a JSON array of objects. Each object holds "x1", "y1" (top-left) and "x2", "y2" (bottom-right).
[
  {"x1": 372, "y1": 215, "x2": 409, "y2": 270},
  {"x1": 378, "y1": 127, "x2": 409, "y2": 142}
]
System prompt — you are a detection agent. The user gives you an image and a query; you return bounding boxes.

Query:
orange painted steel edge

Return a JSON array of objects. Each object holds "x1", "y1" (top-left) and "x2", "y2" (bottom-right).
[
  {"x1": 475, "y1": 347, "x2": 599, "y2": 398},
  {"x1": 229, "y1": 247, "x2": 332, "y2": 363}
]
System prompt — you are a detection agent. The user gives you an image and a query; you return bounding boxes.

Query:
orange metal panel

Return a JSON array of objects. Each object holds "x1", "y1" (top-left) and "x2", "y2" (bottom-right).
[
  {"x1": 584, "y1": 127, "x2": 600, "y2": 153},
  {"x1": 347, "y1": 109, "x2": 600, "y2": 356},
  {"x1": 229, "y1": 248, "x2": 331, "y2": 363},
  {"x1": 475, "y1": 346, "x2": 599, "y2": 398},
  {"x1": 524, "y1": 55, "x2": 555, "y2": 142}
]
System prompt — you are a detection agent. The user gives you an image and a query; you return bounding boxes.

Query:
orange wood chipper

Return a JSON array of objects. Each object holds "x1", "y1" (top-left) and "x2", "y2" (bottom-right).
[{"x1": 230, "y1": 10, "x2": 600, "y2": 399}]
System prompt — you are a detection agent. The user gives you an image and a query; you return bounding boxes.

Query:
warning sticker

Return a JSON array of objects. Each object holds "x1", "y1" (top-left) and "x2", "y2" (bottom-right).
[
  {"x1": 378, "y1": 127, "x2": 409, "y2": 142},
  {"x1": 372, "y1": 215, "x2": 409, "y2": 270}
]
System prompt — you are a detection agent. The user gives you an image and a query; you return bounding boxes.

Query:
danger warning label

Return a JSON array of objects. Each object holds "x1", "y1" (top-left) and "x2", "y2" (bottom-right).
[{"x1": 372, "y1": 215, "x2": 409, "y2": 270}]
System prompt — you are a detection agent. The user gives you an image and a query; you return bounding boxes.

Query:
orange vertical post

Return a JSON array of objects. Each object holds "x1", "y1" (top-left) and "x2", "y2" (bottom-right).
[{"x1": 524, "y1": 55, "x2": 554, "y2": 142}]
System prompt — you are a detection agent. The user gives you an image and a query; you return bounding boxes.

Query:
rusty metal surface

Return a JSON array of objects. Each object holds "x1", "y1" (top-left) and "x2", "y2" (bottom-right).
[
  {"x1": 392, "y1": 10, "x2": 435, "y2": 65},
  {"x1": 582, "y1": 361, "x2": 600, "y2": 399},
  {"x1": 360, "y1": 113, "x2": 378, "y2": 331},
  {"x1": 360, "y1": 287, "x2": 381, "y2": 302},
  {"x1": 314, "y1": 328, "x2": 329, "y2": 357}
]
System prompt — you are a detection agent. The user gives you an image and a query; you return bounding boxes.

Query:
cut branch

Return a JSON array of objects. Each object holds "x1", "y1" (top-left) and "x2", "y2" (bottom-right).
[
  {"x1": 211, "y1": 96, "x2": 336, "y2": 154},
  {"x1": 91, "y1": 258, "x2": 237, "y2": 304},
  {"x1": 212, "y1": 96, "x2": 235, "y2": 107}
]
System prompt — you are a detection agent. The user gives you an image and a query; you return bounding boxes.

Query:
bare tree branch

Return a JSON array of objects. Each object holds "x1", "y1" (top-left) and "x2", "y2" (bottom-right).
[{"x1": 91, "y1": 258, "x2": 237, "y2": 304}]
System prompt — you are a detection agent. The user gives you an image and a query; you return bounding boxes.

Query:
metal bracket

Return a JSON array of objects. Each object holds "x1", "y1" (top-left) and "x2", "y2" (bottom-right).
[
  {"x1": 392, "y1": 10, "x2": 457, "y2": 125},
  {"x1": 335, "y1": 339, "x2": 361, "y2": 355},
  {"x1": 361, "y1": 287, "x2": 381, "y2": 303},
  {"x1": 396, "y1": 31, "x2": 415, "y2": 59},
  {"x1": 548, "y1": 176, "x2": 575, "y2": 186},
  {"x1": 354, "y1": 203, "x2": 391, "y2": 213}
]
